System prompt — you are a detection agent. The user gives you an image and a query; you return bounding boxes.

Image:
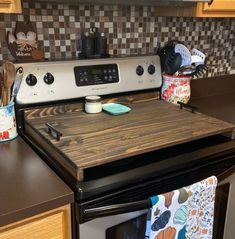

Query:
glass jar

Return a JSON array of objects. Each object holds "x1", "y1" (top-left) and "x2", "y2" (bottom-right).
[{"x1": 85, "y1": 95, "x2": 102, "y2": 113}]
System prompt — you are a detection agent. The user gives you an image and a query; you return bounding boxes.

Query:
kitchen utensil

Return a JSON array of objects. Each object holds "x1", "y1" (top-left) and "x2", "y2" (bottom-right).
[
  {"x1": 178, "y1": 64, "x2": 208, "y2": 78},
  {"x1": 1, "y1": 62, "x2": 16, "y2": 106},
  {"x1": 10, "y1": 67, "x2": 23, "y2": 103},
  {"x1": 157, "y1": 45, "x2": 175, "y2": 72},
  {"x1": 175, "y1": 44, "x2": 192, "y2": 67},
  {"x1": 0, "y1": 71, "x2": 4, "y2": 105},
  {"x1": 190, "y1": 64, "x2": 208, "y2": 78},
  {"x1": 0, "y1": 72, "x2": 3, "y2": 99},
  {"x1": 191, "y1": 48, "x2": 206, "y2": 63},
  {"x1": 178, "y1": 65, "x2": 196, "y2": 76},
  {"x1": 157, "y1": 40, "x2": 185, "y2": 72},
  {"x1": 191, "y1": 55, "x2": 204, "y2": 65},
  {"x1": 1, "y1": 65, "x2": 7, "y2": 106},
  {"x1": 164, "y1": 52, "x2": 182, "y2": 75}
]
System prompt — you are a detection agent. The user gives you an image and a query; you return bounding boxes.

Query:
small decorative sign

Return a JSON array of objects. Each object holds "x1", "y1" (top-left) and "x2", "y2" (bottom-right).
[{"x1": 7, "y1": 21, "x2": 44, "y2": 61}]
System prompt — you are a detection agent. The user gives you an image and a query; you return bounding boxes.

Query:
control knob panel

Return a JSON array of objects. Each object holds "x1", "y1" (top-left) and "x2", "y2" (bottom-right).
[{"x1": 15, "y1": 55, "x2": 162, "y2": 105}]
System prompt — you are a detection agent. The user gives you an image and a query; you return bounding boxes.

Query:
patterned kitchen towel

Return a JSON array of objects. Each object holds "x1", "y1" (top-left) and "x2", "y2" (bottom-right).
[{"x1": 145, "y1": 176, "x2": 217, "y2": 239}]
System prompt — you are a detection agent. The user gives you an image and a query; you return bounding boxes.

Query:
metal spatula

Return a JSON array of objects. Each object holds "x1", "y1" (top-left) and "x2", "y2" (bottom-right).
[{"x1": 10, "y1": 67, "x2": 23, "y2": 103}]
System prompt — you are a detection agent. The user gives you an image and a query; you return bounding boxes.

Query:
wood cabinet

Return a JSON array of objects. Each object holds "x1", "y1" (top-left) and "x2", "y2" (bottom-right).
[
  {"x1": 155, "y1": 0, "x2": 235, "y2": 17},
  {"x1": 0, "y1": 0, "x2": 22, "y2": 13},
  {"x1": 0, "y1": 205, "x2": 72, "y2": 239},
  {"x1": 196, "y1": 0, "x2": 235, "y2": 17}
]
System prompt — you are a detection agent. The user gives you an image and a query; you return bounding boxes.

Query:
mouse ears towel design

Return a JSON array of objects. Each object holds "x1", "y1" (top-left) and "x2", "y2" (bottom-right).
[{"x1": 145, "y1": 176, "x2": 217, "y2": 239}]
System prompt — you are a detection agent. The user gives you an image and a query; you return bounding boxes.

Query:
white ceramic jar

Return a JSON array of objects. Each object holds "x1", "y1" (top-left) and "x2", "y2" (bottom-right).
[{"x1": 85, "y1": 95, "x2": 102, "y2": 113}]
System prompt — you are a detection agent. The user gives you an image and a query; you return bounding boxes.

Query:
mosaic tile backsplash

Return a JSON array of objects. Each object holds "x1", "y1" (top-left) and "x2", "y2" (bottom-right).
[{"x1": 0, "y1": 0, "x2": 234, "y2": 77}]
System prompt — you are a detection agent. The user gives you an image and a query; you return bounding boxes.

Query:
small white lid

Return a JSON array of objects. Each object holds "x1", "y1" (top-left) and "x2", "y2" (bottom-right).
[{"x1": 85, "y1": 95, "x2": 101, "y2": 103}]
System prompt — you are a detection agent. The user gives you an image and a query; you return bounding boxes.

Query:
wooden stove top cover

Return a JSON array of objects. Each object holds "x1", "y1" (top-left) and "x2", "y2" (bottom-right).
[{"x1": 24, "y1": 96, "x2": 235, "y2": 180}]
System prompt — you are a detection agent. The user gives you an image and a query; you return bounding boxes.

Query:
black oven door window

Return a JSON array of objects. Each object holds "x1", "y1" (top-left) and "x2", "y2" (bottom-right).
[{"x1": 106, "y1": 214, "x2": 147, "y2": 239}]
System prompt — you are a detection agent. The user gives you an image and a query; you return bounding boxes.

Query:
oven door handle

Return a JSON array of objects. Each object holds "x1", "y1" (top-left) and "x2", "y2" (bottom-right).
[
  {"x1": 83, "y1": 199, "x2": 151, "y2": 220},
  {"x1": 82, "y1": 163, "x2": 235, "y2": 221}
]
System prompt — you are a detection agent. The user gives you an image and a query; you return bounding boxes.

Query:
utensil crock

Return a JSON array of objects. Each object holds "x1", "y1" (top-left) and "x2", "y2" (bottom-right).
[
  {"x1": 161, "y1": 74, "x2": 191, "y2": 105},
  {"x1": 0, "y1": 102, "x2": 17, "y2": 142}
]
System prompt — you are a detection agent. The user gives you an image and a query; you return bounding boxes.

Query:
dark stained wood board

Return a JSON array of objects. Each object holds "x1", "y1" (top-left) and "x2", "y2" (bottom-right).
[{"x1": 24, "y1": 98, "x2": 235, "y2": 181}]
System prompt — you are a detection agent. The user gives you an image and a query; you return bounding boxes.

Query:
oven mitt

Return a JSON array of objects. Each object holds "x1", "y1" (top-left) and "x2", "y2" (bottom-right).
[{"x1": 102, "y1": 103, "x2": 131, "y2": 115}]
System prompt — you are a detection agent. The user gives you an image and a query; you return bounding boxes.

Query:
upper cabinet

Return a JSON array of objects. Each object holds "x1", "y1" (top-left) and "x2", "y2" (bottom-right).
[
  {"x1": 0, "y1": 0, "x2": 22, "y2": 14},
  {"x1": 155, "y1": 0, "x2": 235, "y2": 17},
  {"x1": 196, "y1": 0, "x2": 235, "y2": 17}
]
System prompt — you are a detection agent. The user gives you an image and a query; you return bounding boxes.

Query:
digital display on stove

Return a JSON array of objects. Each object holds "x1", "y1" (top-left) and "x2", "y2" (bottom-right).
[
  {"x1": 91, "y1": 69, "x2": 102, "y2": 75},
  {"x1": 74, "y1": 64, "x2": 119, "y2": 86}
]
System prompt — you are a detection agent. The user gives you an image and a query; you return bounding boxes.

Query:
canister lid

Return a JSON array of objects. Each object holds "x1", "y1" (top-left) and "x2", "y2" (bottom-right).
[{"x1": 85, "y1": 95, "x2": 101, "y2": 103}]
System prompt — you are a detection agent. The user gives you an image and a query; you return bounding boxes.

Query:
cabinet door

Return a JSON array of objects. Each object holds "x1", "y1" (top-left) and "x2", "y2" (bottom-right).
[
  {"x1": 0, "y1": 205, "x2": 71, "y2": 239},
  {"x1": 197, "y1": 0, "x2": 235, "y2": 17},
  {"x1": 0, "y1": 0, "x2": 22, "y2": 13}
]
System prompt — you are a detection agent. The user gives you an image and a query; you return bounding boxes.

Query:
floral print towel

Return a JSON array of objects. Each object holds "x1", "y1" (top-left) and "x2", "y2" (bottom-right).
[{"x1": 145, "y1": 176, "x2": 217, "y2": 239}]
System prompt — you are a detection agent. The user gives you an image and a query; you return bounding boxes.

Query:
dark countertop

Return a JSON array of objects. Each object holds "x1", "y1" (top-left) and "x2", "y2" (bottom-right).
[
  {"x1": 0, "y1": 136, "x2": 74, "y2": 227},
  {"x1": 189, "y1": 74, "x2": 235, "y2": 125}
]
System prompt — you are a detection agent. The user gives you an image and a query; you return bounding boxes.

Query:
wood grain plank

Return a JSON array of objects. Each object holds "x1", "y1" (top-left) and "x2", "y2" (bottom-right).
[{"x1": 24, "y1": 98, "x2": 235, "y2": 181}]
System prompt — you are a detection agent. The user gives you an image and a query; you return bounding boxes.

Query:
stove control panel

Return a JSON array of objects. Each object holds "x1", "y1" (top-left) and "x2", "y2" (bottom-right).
[
  {"x1": 74, "y1": 64, "x2": 119, "y2": 86},
  {"x1": 15, "y1": 55, "x2": 162, "y2": 105}
]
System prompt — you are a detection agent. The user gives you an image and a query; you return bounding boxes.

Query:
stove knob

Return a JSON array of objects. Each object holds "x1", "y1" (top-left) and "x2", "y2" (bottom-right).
[
  {"x1": 26, "y1": 74, "x2": 37, "y2": 86},
  {"x1": 148, "y1": 64, "x2": 155, "y2": 75},
  {"x1": 44, "y1": 72, "x2": 54, "y2": 85},
  {"x1": 136, "y1": 65, "x2": 144, "y2": 76}
]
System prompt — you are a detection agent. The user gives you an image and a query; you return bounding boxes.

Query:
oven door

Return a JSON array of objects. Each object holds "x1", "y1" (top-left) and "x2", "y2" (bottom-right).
[{"x1": 76, "y1": 151, "x2": 235, "y2": 239}]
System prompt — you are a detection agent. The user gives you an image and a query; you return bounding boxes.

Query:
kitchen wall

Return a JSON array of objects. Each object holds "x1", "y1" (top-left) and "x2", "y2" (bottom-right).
[{"x1": 0, "y1": 0, "x2": 234, "y2": 77}]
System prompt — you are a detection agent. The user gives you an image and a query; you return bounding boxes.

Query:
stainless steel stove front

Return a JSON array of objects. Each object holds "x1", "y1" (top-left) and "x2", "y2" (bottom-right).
[{"x1": 15, "y1": 55, "x2": 162, "y2": 105}]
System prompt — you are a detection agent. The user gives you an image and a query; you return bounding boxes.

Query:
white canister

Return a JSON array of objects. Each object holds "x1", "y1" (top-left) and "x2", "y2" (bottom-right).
[
  {"x1": 0, "y1": 102, "x2": 17, "y2": 142},
  {"x1": 85, "y1": 95, "x2": 102, "y2": 113},
  {"x1": 161, "y1": 74, "x2": 192, "y2": 105}
]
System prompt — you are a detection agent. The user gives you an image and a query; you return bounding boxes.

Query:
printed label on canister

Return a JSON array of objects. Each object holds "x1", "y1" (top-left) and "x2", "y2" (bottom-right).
[{"x1": 0, "y1": 102, "x2": 17, "y2": 142}]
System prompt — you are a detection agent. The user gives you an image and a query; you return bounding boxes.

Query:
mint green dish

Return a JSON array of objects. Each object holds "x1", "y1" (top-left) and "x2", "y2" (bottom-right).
[{"x1": 102, "y1": 103, "x2": 131, "y2": 115}]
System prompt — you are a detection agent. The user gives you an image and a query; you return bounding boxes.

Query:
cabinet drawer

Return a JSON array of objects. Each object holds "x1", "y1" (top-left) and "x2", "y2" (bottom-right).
[{"x1": 0, "y1": 205, "x2": 71, "y2": 239}]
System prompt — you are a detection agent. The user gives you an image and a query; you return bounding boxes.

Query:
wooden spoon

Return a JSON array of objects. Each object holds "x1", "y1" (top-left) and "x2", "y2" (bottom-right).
[
  {"x1": 2, "y1": 62, "x2": 16, "y2": 106},
  {"x1": 0, "y1": 67, "x2": 6, "y2": 106}
]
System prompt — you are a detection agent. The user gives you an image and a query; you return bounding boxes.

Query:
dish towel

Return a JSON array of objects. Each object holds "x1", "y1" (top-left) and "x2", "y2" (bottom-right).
[{"x1": 145, "y1": 176, "x2": 217, "y2": 239}]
